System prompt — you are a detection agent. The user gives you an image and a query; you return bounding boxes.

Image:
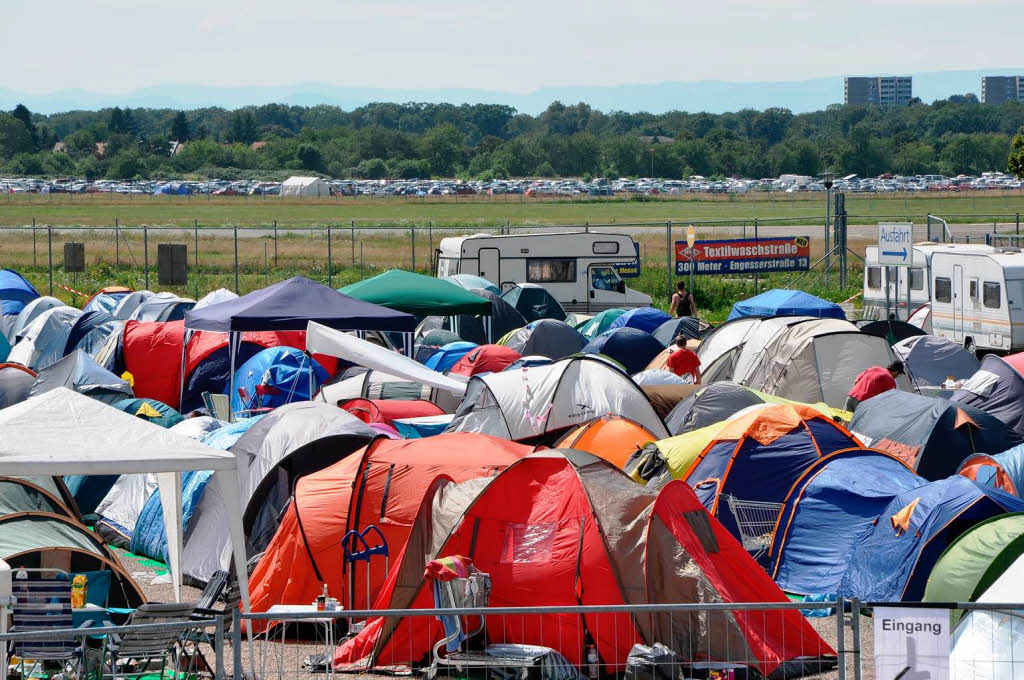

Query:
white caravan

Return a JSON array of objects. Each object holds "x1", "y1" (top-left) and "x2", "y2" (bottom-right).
[
  {"x1": 436, "y1": 232, "x2": 652, "y2": 313},
  {"x1": 862, "y1": 243, "x2": 994, "y2": 321},
  {"x1": 929, "y1": 249, "x2": 1024, "y2": 354}
]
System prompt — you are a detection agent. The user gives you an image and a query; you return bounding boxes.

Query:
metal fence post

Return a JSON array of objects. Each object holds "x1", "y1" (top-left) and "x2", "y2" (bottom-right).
[
  {"x1": 47, "y1": 226, "x2": 53, "y2": 296},
  {"x1": 31, "y1": 217, "x2": 36, "y2": 266},
  {"x1": 665, "y1": 221, "x2": 673, "y2": 299},
  {"x1": 428, "y1": 221, "x2": 433, "y2": 273},
  {"x1": 115, "y1": 218, "x2": 119, "y2": 267},
  {"x1": 230, "y1": 608, "x2": 241, "y2": 680},
  {"x1": 753, "y1": 218, "x2": 759, "y2": 292},
  {"x1": 411, "y1": 227, "x2": 416, "y2": 272},
  {"x1": 273, "y1": 219, "x2": 278, "y2": 267},
  {"x1": 836, "y1": 595, "x2": 846, "y2": 680},
  {"x1": 1017, "y1": 212, "x2": 1020, "y2": 235},
  {"x1": 143, "y1": 226, "x2": 149, "y2": 290},
  {"x1": 233, "y1": 226, "x2": 239, "y2": 293},
  {"x1": 327, "y1": 226, "x2": 333, "y2": 288},
  {"x1": 351, "y1": 220, "x2": 355, "y2": 266},
  {"x1": 214, "y1": 614, "x2": 224, "y2": 680},
  {"x1": 194, "y1": 219, "x2": 199, "y2": 266},
  {"x1": 850, "y1": 598, "x2": 861, "y2": 680}
]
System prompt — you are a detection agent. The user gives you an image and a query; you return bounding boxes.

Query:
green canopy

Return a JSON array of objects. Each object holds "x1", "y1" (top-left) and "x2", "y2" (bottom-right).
[
  {"x1": 576, "y1": 309, "x2": 626, "y2": 339},
  {"x1": 923, "y1": 511, "x2": 1024, "y2": 620},
  {"x1": 341, "y1": 270, "x2": 491, "y2": 317}
]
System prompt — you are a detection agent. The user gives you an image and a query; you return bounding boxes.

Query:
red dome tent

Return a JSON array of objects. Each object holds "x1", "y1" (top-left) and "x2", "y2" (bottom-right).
[
  {"x1": 246, "y1": 433, "x2": 536, "y2": 628},
  {"x1": 448, "y1": 344, "x2": 521, "y2": 377},
  {"x1": 333, "y1": 451, "x2": 834, "y2": 676},
  {"x1": 339, "y1": 398, "x2": 445, "y2": 427}
]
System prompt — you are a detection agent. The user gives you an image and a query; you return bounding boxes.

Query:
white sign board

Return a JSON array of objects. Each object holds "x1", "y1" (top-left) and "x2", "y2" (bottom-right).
[
  {"x1": 874, "y1": 606, "x2": 950, "y2": 680},
  {"x1": 878, "y1": 222, "x2": 914, "y2": 267}
]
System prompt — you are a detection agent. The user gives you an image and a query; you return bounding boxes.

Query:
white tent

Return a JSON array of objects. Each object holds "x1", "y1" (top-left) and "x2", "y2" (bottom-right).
[
  {"x1": 6, "y1": 296, "x2": 65, "y2": 344},
  {"x1": 7, "y1": 306, "x2": 83, "y2": 371},
  {"x1": 279, "y1": 176, "x2": 330, "y2": 197},
  {"x1": 950, "y1": 553, "x2": 1024, "y2": 679},
  {"x1": 0, "y1": 388, "x2": 250, "y2": 609},
  {"x1": 446, "y1": 355, "x2": 669, "y2": 441}
]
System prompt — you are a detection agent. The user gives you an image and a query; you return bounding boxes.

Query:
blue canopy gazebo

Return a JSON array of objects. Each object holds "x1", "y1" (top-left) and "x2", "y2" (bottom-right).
[{"x1": 728, "y1": 289, "x2": 846, "y2": 321}]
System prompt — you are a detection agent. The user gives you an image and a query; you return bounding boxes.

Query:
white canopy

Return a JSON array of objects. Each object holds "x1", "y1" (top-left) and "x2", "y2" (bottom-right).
[
  {"x1": 306, "y1": 321, "x2": 467, "y2": 395},
  {"x1": 0, "y1": 388, "x2": 250, "y2": 609}
]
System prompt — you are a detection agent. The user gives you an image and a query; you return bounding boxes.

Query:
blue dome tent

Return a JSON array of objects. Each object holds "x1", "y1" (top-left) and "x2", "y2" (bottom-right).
[
  {"x1": 728, "y1": 289, "x2": 845, "y2": 321},
  {"x1": 607, "y1": 307, "x2": 672, "y2": 335},
  {"x1": 423, "y1": 341, "x2": 477, "y2": 372},
  {"x1": 229, "y1": 346, "x2": 328, "y2": 414},
  {"x1": 582, "y1": 327, "x2": 665, "y2": 374}
]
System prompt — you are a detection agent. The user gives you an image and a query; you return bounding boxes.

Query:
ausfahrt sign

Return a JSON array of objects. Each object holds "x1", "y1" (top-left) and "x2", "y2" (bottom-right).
[
  {"x1": 878, "y1": 222, "x2": 914, "y2": 267},
  {"x1": 874, "y1": 606, "x2": 949, "y2": 680},
  {"x1": 675, "y1": 236, "x2": 810, "y2": 276}
]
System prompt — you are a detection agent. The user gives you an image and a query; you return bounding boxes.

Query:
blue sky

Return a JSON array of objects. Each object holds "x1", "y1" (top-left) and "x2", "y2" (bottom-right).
[{"x1": 3, "y1": 0, "x2": 1022, "y2": 93}]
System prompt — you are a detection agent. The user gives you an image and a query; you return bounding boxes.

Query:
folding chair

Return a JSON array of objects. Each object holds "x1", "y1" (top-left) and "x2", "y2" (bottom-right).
[
  {"x1": 201, "y1": 391, "x2": 232, "y2": 423},
  {"x1": 105, "y1": 602, "x2": 195, "y2": 680},
  {"x1": 11, "y1": 569, "x2": 89, "y2": 680},
  {"x1": 178, "y1": 571, "x2": 230, "y2": 675},
  {"x1": 426, "y1": 569, "x2": 542, "y2": 680}
]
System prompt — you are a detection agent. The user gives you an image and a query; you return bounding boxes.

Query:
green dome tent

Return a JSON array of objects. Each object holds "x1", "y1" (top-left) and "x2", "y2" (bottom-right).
[{"x1": 923, "y1": 511, "x2": 1024, "y2": 622}]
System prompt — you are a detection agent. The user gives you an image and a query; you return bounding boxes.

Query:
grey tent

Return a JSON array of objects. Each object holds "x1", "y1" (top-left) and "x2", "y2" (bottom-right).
[
  {"x1": 445, "y1": 289, "x2": 526, "y2": 345},
  {"x1": 499, "y1": 319, "x2": 586, "y2": 359},
  {"x1": 0, "y1": 511, "x2": 145, "y2": 608},
  {"x1": 318, "y1": 366, "x2": 433, "y2": 403},
  {"x1": 129, "y1": 292, "x2": 195, "y2": 322},
  {"x1": 850, "y1": 390, "x2": 1024, "y2": 479},
  {"x1": 666, "y1": 382, "x2": 773, "y2": 435},
  {"x1": 6, "y1": 296, "x2": 65, "y2": 344},
  {"x1": 653, "y1": 316, "x2": 708, "y2": 346},
  {"x1": 7, "y1": 306, "x2": 83, "y2": 371},
  {"x1": 894, "y1": 335, "x2": 980, "y2": 394},
  {"x1": 112, "y1": 291, "x2": 155, "y2": 320},
  {"x1": 182, "y1": 401, "x2": 378, "y2": 583},
  {"x1": 29, "y1": 350, "x2": 134, "y2": 405},
  {"x1": 414, "y1": 328, "x2": 462, "y2": 363},
  {"x1": 0, "y1": 476, "x2": 77, "y2": 517},
  {"x1": 501, "y1": 283, "x2": 566, "y2": 322},
  {"x1": 696, "y1": 316, "x2": 769, "y2": 383},
  {"x1": 952, "y1": 355, "x2": 1024, "y2": 437},
  {"x1": 857, "y1": 319, "x2": 926, "y2": 345},
  {"x1": 0, "y1": 362, "x2": 36, "y2": 408},
  {"x1": 63, "y1": 311, "x2": 124, "y2": 358},
  {"x1": 446, "y1": 355, "x2": 669, "y2": 444}
]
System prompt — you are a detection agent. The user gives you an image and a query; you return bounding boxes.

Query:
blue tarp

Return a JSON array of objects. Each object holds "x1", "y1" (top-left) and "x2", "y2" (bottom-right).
[
  {"x1": 838, "y1": 475, "x2": 1024, "y2": 601},
  {"x1": 423, "y1": 341, "x2": 477, "y2": 372},
  {"x1": 185, "y1": 276, "x2": 416, "y2": 333},
  {"x1": 229, "y1": 346, "x2": 328, "y2": 413},
  {"x1": 0, "y1": 269, "x2": 39, "y2": 316},
  {"x1": 581, "y1": 327, "x2": 664, "y2": 374},
  {"x1": 728, "y1": 289, "x2": 845, "y2": 321},
  {"x1": 607, "y1": 307, "x2": 672, "y2": 335},
  {"x1": 770, "y1": 449, "x2": 925, "y2": 595},
  {"x1": 200, "y1": 415, "x2": 265, "y2": 450},
  {"x1": 130, "y1": 469, "x2": 211, "y2": 562}
]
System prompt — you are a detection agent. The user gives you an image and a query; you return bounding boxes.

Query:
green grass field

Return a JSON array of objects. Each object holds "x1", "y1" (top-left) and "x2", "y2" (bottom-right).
[{"x1": 2, "y1": 190, "x2": 1024, "y2": 227}]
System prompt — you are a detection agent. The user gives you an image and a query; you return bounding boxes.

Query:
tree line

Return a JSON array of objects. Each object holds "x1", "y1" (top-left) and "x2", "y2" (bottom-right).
[{"x1": 2, "y1": 97, "x2": 1024, "y2": 181}]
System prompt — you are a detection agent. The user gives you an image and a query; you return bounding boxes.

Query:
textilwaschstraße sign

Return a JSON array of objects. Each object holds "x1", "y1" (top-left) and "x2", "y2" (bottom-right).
[{"x1": 675, "y1": 236, "x2": 811, "y2": 275}]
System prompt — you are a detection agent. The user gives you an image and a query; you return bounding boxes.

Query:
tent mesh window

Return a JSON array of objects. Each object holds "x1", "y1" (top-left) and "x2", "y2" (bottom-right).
[
  {"x1": 499, "y1": 522, "x2": 556, "y2": 563},
  {"x1": 681, "y1": 511, "x2": 719, "y2": 554}
]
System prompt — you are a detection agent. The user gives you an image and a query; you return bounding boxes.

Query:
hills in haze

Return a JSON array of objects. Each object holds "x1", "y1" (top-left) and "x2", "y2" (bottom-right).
[{"x1": 2, "y1": 69, "x2": 1021, "y2": 115}]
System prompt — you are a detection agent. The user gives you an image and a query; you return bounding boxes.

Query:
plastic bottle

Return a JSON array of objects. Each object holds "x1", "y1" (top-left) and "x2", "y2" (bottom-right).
[
  {"x1": 71, "y1": 574, "x2": 88, "y2": 609},
  {"x1": 587, "y1": 644, "x2": 599, "y2": 679}
]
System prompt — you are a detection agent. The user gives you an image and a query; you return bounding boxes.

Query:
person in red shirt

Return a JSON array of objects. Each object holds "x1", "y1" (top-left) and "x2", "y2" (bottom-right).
[
  {"x1": 666, "y1": 335, "x2": 701, "y2": 384},
  {"x1": 845, "y1": 361, "x2": 904, "y2": 412}
]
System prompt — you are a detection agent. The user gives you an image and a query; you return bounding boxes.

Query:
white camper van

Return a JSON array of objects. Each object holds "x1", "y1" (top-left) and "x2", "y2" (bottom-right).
[
  {"x1": 929, "y1": 248, "x2": 1024, "y2": 353},
  {"x1": 436, "y1": 231, "x2": 651, "y2": 313},
  {"x1": 862, "y1": 243, "x2": 994, "y2": 321}
]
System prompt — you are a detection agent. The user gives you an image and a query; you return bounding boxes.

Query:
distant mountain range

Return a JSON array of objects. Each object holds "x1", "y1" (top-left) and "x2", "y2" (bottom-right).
[{"x1": 2, "y1": 69, "x2": 1021, "y2": 115}]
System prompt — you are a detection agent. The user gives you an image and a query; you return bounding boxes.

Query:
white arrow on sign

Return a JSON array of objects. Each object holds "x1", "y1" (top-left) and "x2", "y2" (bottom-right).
[{"x1": 878, "y1": 222, "x2": 913, "y2": 266}]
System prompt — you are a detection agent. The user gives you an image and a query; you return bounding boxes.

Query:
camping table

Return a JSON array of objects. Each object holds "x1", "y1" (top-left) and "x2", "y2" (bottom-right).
[
  {"x1": 262, "y1": 604, "x2": 338, "y2": 678},
  {"x1": 72, "y1": 603, "x2": 112, "y2": 629}
]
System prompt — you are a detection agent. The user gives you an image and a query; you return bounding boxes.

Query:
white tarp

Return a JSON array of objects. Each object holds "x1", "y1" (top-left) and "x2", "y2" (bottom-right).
[
  {"x1": 306, "y1": 321, "x2": 466, "y2": 395},
  {"x1": 0, "y1": 388, "x2": 250, "y2": 609},
  {"x1": 280, "y1": 176, "x2": 330, "y2": 197}
]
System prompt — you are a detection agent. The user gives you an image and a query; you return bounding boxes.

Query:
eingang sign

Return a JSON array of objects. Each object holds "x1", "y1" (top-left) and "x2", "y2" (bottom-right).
[{"x1": 675, "y1": 236, "x2": 811, "y2": 275}]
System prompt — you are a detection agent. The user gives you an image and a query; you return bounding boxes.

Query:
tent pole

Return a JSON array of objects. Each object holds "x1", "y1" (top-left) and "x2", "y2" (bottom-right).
[{"x1": 227, "y1": 331, "x2": 238, "y2": 423}]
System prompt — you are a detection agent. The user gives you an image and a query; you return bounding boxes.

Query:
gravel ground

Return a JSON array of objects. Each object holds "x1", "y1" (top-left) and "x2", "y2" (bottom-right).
[{"x1": 121, "y1": 548, "x2": 875, "y2": 680}]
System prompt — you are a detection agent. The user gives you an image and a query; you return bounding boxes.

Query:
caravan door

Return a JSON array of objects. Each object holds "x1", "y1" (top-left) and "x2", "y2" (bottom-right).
[
  {"x1": 588, "y1": 265, "x2": 626, "y2": 313},
  {"x1": 953, "y1": 264, "x2": 965, "y2": 341},
  {"x1": 479, "y1": 248, "x2": 500, "y2": 287}
]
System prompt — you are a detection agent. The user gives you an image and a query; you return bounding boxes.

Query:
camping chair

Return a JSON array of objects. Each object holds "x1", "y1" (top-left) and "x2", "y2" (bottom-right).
[
  {"x1": 11, "y1": 569, "x2": 89, "y2": 680},
  {"x1": 201, "y1": 391, "x2": 232, "y2": 423},
  {"x1": 104, "y1": 602, "x2": 196, "y2": 680},
  {"x1": 177, "y1": 571, "x2": 230, "y2": 676},
  {"x1": 722, "y1": 494, "x2": 784, "y2": 560},
  {"x1": 426, "y1": 568, "x2": 547, "y2": 680}
]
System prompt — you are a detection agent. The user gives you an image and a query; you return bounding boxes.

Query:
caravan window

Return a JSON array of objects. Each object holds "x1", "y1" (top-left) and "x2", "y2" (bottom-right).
[
  {"x1": 593, "y1": 241, "x2": 620, "y2": 255},
  {"x1": 527, "y1": 258, "x2": 576, "y2": 283},
  {"x1": 969, "y1": 279, "x2": 979, "y2": 301},
  {"x1": 866, "y1": 267, "x2": 881, "y2": 289},
  {"x1": 935, "y1": 277, "x2": 952, "y2": 303},
  {"x1": 910, "y1": 268, "x2": 925, "y2": 291},
  {"x1": 984, "y1": 281, "x2": 1002, "y2": 309}
]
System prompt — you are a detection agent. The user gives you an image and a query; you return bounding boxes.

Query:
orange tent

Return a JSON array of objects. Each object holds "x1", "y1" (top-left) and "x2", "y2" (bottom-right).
[
  {"x1": 554, "y1": 415, "x2": 659, "y2": 468},
  {"x1": 246, "y1": 433, "x2": 536, "y2": 628}
]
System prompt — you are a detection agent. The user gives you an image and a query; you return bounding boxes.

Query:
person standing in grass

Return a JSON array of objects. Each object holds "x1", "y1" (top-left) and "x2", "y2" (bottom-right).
[{"x1": 669, "y1": 280, "x2": 697, "y2": 318}]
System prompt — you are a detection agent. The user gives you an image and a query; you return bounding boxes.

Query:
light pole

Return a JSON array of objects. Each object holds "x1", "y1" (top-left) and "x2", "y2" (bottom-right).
[{"x1": 822, "y1": 172, "x2": 834, "y2": 286}]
